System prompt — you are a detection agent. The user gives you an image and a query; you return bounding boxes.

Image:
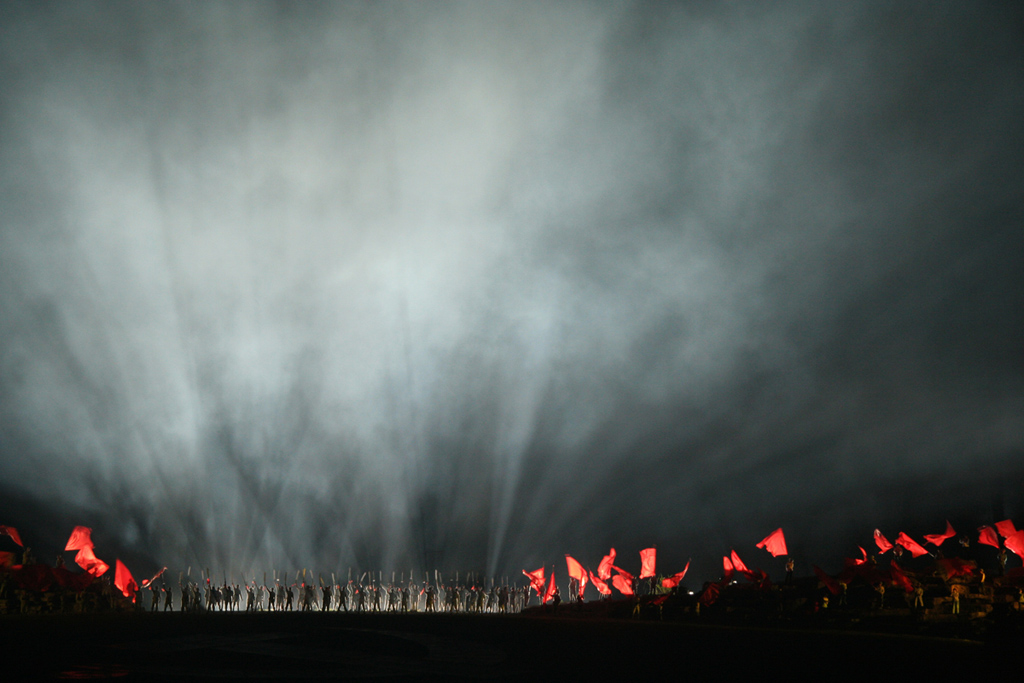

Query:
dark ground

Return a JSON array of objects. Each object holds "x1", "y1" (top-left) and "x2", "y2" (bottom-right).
[{"x1": 0, "y1": 608, "x2": 1016, "y2": 681}]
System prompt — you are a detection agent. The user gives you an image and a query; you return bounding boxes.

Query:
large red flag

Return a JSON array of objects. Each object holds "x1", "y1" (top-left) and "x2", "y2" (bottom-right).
[
  {"x1": 639, "y1": 548, "x2": 657, "y2": 579},
  {"x1": 565, "y1": 555, "x2": 585, "y2": 582},
  {"x1": 611, "y1": 573, "x2": 634, "y2": 596},
  {"x1": 923, "y1": 521, "x2": 957, "y2": 547},
  {"x1": 812, "y1": 565, "x2": 840, "y2": 595},
  {"x1": 662, "y1": 561, "x2": 690, "y2": 590},
  {"x1": 995, "y1": 519, "x2": 1018, "y2": 539},
  {"x1": 65, "y1": 526, "x2": 94, "y2": 552},
  {"x1": 114, "y1": 559, "x2": 138, "y2": 601},
  {"x1": 522, "y1": 567, "x2": 545, "y2": 597},
  {"x1": 756, "y1": 528, "x2": 788, "y2": 557},
  {"x1": 978, "y1": 526, "x2": 1001, "y2": 548},
  {"x1": 895, "y1": 532, "x2": 929, "y2": 558},
  {"x1": 612, "y1": 565, "x2": 634, "y2": 582},
  {"x1": 1005, "y1": 530, "x2": 1024, "y2": 559},
  {"x1": 936, "y1": 558, "x2": 975, "y2": 579},
  {"x1": 889, "y1": 561, "x2": 914, "y2": 593},
  {"x1": 542, "y1": 573, "x2": 557, "y2": 605},
  {"x1": 730, "y1": 550, "x2": 749, "y2": 574},
  {"x1": 699, "y1": 581, "x2": 720, "y2": 607},
  {"x1": 565, "y1": 555, "x2": 587, "y2": 599},
  {"x1": 597, "y1": 549, "x2": 616, "y2": 581},
  {"x1": 874, "y1": 529, "x2": 893, "y2": 554},
  {"x1": 75, "y1": 545, "x2": 109, "y2": 577},
  {"x1": 0, "y1": 525, "x2": 23, "y2": 547},
  {"x1": 589, "y1": 570, "x2": 611, "y2": 596}
]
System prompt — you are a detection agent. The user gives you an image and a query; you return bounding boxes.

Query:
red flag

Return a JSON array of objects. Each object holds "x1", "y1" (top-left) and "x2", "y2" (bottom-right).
[
  {"x1": 730, "y1": 550, "x2": 749, "y2": 574},
  {"x1": 699, "y1": 581, "x2": 720, "y2": 606},
  {"x1": 565, "y1": 555, "x2": 587, "y2": 599},
  {"x1": 895, "y1": 532, "x2": 929, "y2": 558},
  {"x1": 639, "y1": 548, "x2": 657, "y2": 579},
  {"x1": 978, "y1": 526, "x2": 1001, "y2": 548},
  {"x1": 995, "y1": 519, "x2": 1018, "y2": 539},
  {"x1": 936, "y1": 558, "x2": 975, "y2": 579},
  {"x1": 64, "y1": 526, "x2": 94, "y2": 551},
  {"x1": 889, "y1": 561, "x2": 914, "y2": 593},
  {"x1": 53, "y1": 565, "x2": 95, "y2": 592},
  {"x1": 756, "y1": 528, "x2": 788, "y2": 557},
  {"x1": 874, "y1": 529, "x2": 893, "y2": 554},
  {"x1": 661, "y1": 561, "x2": 690, "y2": 590},
  {"x1": 75, "y1": 545, "x2": 109, "y2": 577},
  {"x1": 923, "y1": 521, "x2": 957, "y2": 547},
  {"x1": 522, "y1": 567, "x2": 545, "y2": 597},
  {"x1": 612, "y1": 565, "x2": 634, "y2": 582},
  {"x1": 843, "y1": 547, "x2": 869, "y2": 569},
  {"x1": 611, "y1": 573, "x2": 634, "y2": 596},
  {"x1": 812, "y1": 565, "x2": 840, "y2": 595},
  {"x1": 565, "y1": 555, "x2": 585, "y2": 582},
  {"x1": 0, "y1": 525, "x2": 23, "y2": 547},
  {"x1": 722, "y1": 556, "x2": 735, "y2": 583},
  {"x1": 589, "y1": 570, "x2": 611, "y2": 596},
  {"x1": 1005, "y1": 530, "x2": 1024, "y2": 559},
  {"x1": 114, "y1": 559, "x2": 138, "y2": 601},
  {"x1": 141, "y1": 567, "x2": 167, "y2": 588},
  {"x1": 597, "y1": 549, "x2": 616, "y2": 581},
  {"x1": 12, "y1": 564, "x2": 53, "y2": 592},
  {"x1": 542, "y1": 572, "x2": 558, "y2": 605}
]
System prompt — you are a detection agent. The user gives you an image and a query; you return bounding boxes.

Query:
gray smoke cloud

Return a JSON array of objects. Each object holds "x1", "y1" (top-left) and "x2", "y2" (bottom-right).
[{"x1": 1, "y1": 1, "x2": 1022, "y2": 582}]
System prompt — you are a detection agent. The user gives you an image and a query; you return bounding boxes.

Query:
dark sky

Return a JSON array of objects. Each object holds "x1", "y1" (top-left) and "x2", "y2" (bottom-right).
[{"x1": 1, "y1": 1, "x2": 1022, "y2": 585}]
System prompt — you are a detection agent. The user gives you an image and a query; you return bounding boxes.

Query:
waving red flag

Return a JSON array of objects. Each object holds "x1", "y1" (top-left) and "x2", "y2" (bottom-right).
[
  {"x1": 0, "y1": 525, "x2": 23, "y2": 547},
  {"x1": 756, "y1": 528, "x2": 788, "y2": 557},
  {"x1": 730, "y1": 550, "x2": 749, "y2": 574},
  {"x1": 589, "y1": 570, "x2": 611, "y2": 596},
  {"x1": 639, "y1": 548, "x2": 657, "y2": 579},
  {"x1": 611, "y1": 573, "x2": 634, "y2": 596},
  {"x1": 722, "y1": 556, "x2": 735, "y2": 583},
  {"x1": 522, "y1": 567, "x2": 546, "y2": 597},
  {"x1": 114, "y1": 559, "x2": 138, "y2": 601},
  {"x1": 612, "y1": 565, "x2": 634, "y2": 582},
  {"x1": 699, "y1": 581, "x2": 720, "y2": 606},
  {"x1": 565, "y1": 555, "x2": 588, "y2": 598},
  {"x1": 923, "y1": 521, "x2": 957, "y2": 547},
  {"x1": 1005, "y1": 530, "x2": 1024, "y2": 559},
  {"x1": 542, "y1": 573, "x2": 557, "y2": 605},
  {"x1": 895, "y1": 532, "x2": 929, "y2": 558},
  {"x1": 995, "y1": 519, "x2": 1018, "y2": 538},
  {"x1": 978, "y1": 526, "x2": 1001, "y2": 548},
  {"x1": 855, "y1": 546, "x2": 868, "y2": 565},
  {"x1": 65, "y1": 526, "x2": 94, "y2": 551},
  {"x1": 141, "y1": 567, "x2": 167, "y2": 588},
  {"x1": 874, "y1": 529, "x2": 893, "y2": 554},
  {"x1": 597, "y1": 549, "x2": 616, "y2": 581},
  {"x1": 74, "y1": 545, "x2": 109, "y2": 577},
  {"x1": 565, "y1": 555, "x2": 585, "y2": 582},
  {"x1": 812, "y1": 565, "x2": 840, "y2": 595},
  {"x1": 662, "y1": 561, "x2": 690, "y2": 590},
  {"x1": 889, "y1": 561, "x2": 914, "y2": 593},
  {"x1": 936, "y1": 558, "x2": 975, "y2": 579}
]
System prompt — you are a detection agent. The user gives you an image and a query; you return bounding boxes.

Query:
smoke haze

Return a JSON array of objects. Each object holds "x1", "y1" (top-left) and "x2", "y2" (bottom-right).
[{"x1": 1, "y1": 1, "x2": 1022, "y2": 582}]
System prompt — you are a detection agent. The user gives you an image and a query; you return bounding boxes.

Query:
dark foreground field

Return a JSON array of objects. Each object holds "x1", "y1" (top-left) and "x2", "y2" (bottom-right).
[{"x1": 0, "y1": 609, "x2": 1015, "y2": 681}]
